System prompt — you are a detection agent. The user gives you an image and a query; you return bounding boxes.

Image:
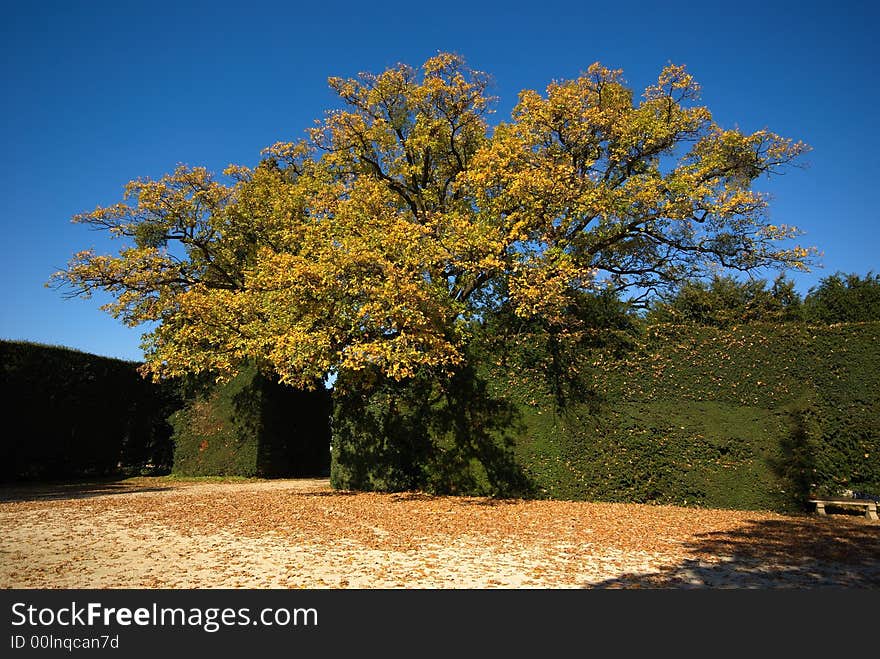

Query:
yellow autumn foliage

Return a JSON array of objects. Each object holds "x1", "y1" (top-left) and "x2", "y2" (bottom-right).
[{"x1": 51, "y1": 53, "x2": 815, "y2": 386}]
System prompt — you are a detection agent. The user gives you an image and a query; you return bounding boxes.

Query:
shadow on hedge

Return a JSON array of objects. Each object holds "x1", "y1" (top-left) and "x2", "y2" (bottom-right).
[{"x1": 330, "y1": 365, "x2": 536, "y2": 498}]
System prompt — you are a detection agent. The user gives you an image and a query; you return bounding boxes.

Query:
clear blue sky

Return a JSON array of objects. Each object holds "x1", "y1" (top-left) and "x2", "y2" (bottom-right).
[{"x1": 2, "y1": 0, "x2": 878, "y2": 362}]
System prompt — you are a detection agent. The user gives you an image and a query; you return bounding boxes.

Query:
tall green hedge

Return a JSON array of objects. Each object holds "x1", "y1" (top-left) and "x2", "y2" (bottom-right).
[
  {"x1": 170, "y1": 364, "x2": 331, "y2": 478},
  {"x1": 330, "y1": 365, "x2": 532, "y2": 497},
  {"x1": 330, "y1": 323, "x2": 880, "y2": 511},
  {"x1": 0, "y1": 340, "x2": 179, "y2": 481}
]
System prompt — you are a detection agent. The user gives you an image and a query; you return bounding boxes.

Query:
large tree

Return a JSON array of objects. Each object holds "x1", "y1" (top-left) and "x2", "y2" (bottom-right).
[{"x1": 52, "y1": 53, "x2": 813, "y2": 387}]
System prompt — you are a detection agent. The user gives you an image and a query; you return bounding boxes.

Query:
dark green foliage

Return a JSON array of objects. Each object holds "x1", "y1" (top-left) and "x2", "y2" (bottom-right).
[
  {"x1": 497, "y1": 322, "x2": 880, "y2": 510},
  {"x1": 8, "y1": 281, "x2": 876, "y2": 514},
  {"x1": 0, "y1": 340, "x2": 179, "y2": 481},
  {"x1": 803, "y1": 271, "x2": 880, "y2": 323},
  {"x1": 648, "y1": 271, "x2": 880, "y2": 327},
  {"x1": 170, "y1": 364, "x2": 331, "y2": 478},
  {"x1": 330, "y1": 321, "x2": 880, "y2": 512},
  {"x1": 330, "y1": 372, "x2": 435, "y2": 492},
  {"x1": 482, "y1": 288, "x2": 640, "y2": 411},
  {"x1": 647, "y1": 274, "x2": 803, "y2": 326},
  {"x1": 330, "y1": 364, "x2": 533, "y2": 497}
]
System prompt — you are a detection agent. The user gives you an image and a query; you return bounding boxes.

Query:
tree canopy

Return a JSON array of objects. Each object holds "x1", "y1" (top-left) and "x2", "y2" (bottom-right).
[{"x1": 52, "y1": 53, "x2": 814, "y2": 387}]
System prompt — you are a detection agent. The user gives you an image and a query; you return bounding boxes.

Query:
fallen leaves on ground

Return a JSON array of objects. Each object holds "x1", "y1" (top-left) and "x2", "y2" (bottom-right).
[{"x1": 1, "y1": 479, "x2": 877, "y2": 589}]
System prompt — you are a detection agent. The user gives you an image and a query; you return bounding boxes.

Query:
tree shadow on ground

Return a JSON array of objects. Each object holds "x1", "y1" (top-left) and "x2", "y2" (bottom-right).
[
  {"x1": 386, "y1": 491, "x2": 524, "y2": 506},
  {"x1": 283, "y1": 489, "x2": 358, "y2": 498},
  {"x1": 0, "y1": 480, "x2": 172, "y2": 503},
  {"x1": 590, "y1": 515, "x2": 880, "y2": 589},
  {"x1": 442, "y1": 497, "x2": 526, "y2": 507}
]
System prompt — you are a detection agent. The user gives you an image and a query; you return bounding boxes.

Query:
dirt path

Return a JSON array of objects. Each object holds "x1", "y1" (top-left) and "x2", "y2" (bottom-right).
[{"x1": 1, "y1": 478, "x2": 878, "y2": 588}]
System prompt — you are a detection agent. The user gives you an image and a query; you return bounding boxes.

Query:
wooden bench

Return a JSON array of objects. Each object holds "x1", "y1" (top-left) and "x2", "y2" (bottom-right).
[{"x1": 809, "y1": 498, "x2": 878, "y2": 520}]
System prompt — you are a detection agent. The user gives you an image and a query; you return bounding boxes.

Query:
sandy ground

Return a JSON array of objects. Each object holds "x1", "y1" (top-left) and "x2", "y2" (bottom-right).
[{"x1": 1, "y1": 478, "x2": 878, "y2": 589}]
